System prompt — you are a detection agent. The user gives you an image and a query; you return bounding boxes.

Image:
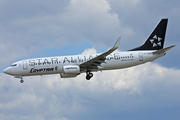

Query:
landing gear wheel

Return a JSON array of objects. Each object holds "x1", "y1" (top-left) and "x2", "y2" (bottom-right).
[
  {"x1": 86, "y1": 75, "x2": 91, "y2": 80},
  {"x1": 89, "y1": 73, "x2": 93, "y2": 77},
  {"x1": 20, "y1": 79, "x2": 24, "y2": 83},
  {"x1": 86, "y1": 72, "x2": 93, "y2": 80}
]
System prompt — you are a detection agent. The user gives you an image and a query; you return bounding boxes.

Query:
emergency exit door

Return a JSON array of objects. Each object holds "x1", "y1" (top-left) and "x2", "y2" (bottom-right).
[{"x1": 139, "y1": 52, "x2": 143, "y2": 61}]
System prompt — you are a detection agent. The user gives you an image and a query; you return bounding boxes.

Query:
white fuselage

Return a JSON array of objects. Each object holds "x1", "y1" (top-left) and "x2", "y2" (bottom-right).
[{"x1": 4, "y1": 50, "x2": 165, "y2": 77}]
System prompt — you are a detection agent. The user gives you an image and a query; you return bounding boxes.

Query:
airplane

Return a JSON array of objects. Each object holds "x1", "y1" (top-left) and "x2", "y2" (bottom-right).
[{"x1": 3, "y1": 19, "x2": 175, "y2": 83}]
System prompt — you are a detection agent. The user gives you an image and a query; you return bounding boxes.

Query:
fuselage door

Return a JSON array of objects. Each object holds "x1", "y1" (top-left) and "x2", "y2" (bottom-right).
[
  {"x1": 23, "y1": 61, "x2": 28, "y2": 69},
  {"x1": 139, "y1": 52, "x2": 143, "y2": 61}
]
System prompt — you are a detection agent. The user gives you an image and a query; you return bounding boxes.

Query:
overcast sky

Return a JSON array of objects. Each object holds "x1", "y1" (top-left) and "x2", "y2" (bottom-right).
[{"x1": 0, "y1": 0, "x2": 180, "y2": 120}]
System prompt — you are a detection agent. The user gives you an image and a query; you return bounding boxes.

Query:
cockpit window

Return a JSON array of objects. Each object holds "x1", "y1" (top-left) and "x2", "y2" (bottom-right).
[{"x1": 10, "y1": 64, "x2": 17, "y2": 67}]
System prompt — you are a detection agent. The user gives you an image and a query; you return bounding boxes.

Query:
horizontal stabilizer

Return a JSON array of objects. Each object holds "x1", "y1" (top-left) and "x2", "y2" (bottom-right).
[{"x1": 153, "y1": 45, "x2": 175, "y2": 54}]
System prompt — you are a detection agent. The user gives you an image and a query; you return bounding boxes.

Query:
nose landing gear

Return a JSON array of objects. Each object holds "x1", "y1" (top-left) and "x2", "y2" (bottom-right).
[
  {"x1": 15, "y1": 76, "x2": 24, "y2": 83},
  {"x1": 86, "y1": 71, "x2": 93, "y2": 80}
]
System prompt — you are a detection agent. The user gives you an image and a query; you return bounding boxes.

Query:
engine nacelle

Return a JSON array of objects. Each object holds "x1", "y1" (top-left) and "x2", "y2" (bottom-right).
[
  {"x1": 60, "y1": 73, "x2": 77, "y2": 78},
  {"x1": 62, "y1": 65, "x2": 80, "y2": 74}
]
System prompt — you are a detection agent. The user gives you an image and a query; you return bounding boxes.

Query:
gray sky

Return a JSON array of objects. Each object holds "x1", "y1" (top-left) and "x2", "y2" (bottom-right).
[{"x1": 0, "y1": 0, "x2": 180, "y2": 120}]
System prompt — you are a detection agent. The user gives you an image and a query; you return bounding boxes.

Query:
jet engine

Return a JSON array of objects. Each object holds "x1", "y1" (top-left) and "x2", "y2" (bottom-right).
[
  {"x1": 60, "y1": 73, "x2": 77, "y2": 78},
  {"x1": 62, "y1": 65, "x2": 80, "y2": 74},
  {"x1": 60, "y1": 65, "x2": 80, "y2": 78}
]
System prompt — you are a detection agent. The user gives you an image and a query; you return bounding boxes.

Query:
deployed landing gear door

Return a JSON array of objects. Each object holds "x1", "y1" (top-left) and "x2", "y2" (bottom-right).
[
  {"x1": 23, "y1": 61, "x2": 28, "y2": 69},
  {"x1": 139, "y1": 52, "x2": 143, "y2": 61}
]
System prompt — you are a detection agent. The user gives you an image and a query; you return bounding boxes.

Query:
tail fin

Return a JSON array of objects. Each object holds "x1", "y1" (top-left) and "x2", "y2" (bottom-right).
[{"x1": 129, "y1": 19, "x2": 168, "y2": 51}]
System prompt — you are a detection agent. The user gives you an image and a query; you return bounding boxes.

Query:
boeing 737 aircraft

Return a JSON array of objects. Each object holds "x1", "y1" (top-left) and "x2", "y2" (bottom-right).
[{"x1": 4, "y1": 19, "x2": 175, "y2": 83}]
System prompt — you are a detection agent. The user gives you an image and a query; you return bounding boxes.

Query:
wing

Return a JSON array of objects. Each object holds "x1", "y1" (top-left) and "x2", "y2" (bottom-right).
[{"x1": 80, "y1": 37, "x2": 121, "y2": 72}]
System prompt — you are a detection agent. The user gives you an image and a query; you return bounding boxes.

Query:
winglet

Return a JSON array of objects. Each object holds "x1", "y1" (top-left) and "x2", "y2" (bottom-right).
[{"x1": 112, "y1": 36, "x2": 121, "y2": 50}]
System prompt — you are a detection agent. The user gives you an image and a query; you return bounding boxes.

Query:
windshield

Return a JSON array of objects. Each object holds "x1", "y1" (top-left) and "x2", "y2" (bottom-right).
[{"x1": 10, "y1": 64, "x2": 17, "y2": 67}]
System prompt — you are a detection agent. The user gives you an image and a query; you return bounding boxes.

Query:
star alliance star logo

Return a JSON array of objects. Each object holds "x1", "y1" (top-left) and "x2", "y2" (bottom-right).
[{"x1": 150, "y1": 35, "x2": 162, "y2": 47}]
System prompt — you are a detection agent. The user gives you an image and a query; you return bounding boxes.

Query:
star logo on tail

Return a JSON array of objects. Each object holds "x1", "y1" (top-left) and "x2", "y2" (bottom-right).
[{"x1": 150, "y1": 35, "x2": 162, "y2": 47}]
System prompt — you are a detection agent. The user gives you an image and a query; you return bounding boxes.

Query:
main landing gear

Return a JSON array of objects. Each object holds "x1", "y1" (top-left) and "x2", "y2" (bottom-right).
[
  {"x1": 20, "y1": 78, "x2": 24, "y2": 83},
  {"x1": 86, "y1": 71, "x2": 93, "y2": 80}
]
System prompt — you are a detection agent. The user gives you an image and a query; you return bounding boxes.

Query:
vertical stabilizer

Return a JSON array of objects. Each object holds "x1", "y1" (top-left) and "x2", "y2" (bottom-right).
[{"x1": 130, "y1": 19, "x2": 168, "y2": 51}]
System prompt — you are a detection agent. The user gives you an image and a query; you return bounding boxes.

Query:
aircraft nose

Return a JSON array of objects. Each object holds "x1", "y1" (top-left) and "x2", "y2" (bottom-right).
[{"x1": 3, "y1": 67, "x2": 11, "y2": 75}]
